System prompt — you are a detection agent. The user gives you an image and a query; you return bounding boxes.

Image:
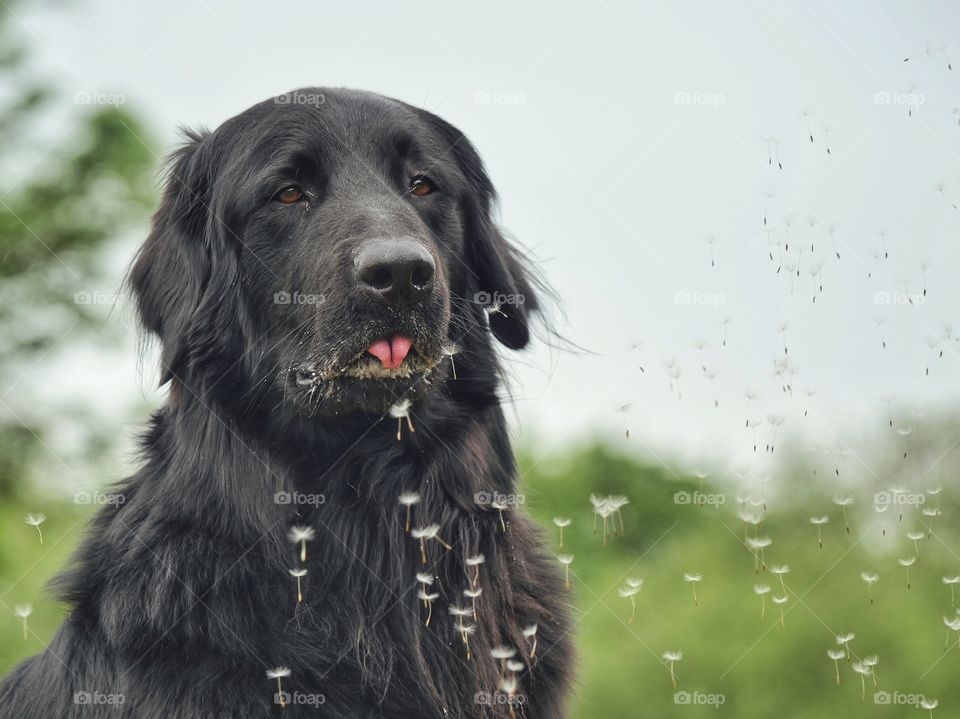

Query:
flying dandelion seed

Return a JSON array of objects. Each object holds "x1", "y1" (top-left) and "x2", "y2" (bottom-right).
[
  {"x1": 763, "y1": 191, "x2": 776, "y2": 226},
  {"x1": 721, "y1": 317, "x2": 732, "y2": 347},
  {"x1": 809, "y1": 260, "x2": 825, "y2": 303},
  {"x1": 922, "y1": 506, "x2": 943, "y2": 536},
  {"x1": 14, "y1": 604, "x2": 32, "y2": 640},
  {"x1": 466, "y1": 554, "x2": 485, "y2": 586},
  {"x1": 924, "y1": 337, "x2": 938, "y2": 377},
  {"x1": 810, "y1": 516, "x2": 829, "y2": 548},
  {"x1": 898, "y1": 557, "x2": 917, "y2": 589},
  {"x1": 907, "y1": 530, "x2": 926, "y2": 557},
  {"x1": 863, "y1": 655, "x2": 879, "y2": 686},
  {"x1": 703, "y1": 366, "x2": 720, "y2": 407},
  {"x1": 441, "y1": 341, "x2": 461, "y2": 379},
  {"x1": 833, "y1": 496, "x2": 854, "y2": 534},
  {"x1": 762, "y1": 134, "x2": 774, "y2": 167},
  {"x1": 888, "y1": 486, "x2": 907, "y2": 522},
  {"x1": 398, "y1": 492, "x2": 422, "y2": 533},
  {"x1": 927, "y1": 484, "x2": 943, "y2": 512},
  {"x1": 827, "y1": 649, "x2": 846, "y2": 685},
  {"x1": 921, "y1": 698, "x2": 939, "y2": 719},
  {"x1": 921, "y1": 259, "x2": 931, "y2": 297},
  {"x1": 683, "y1": 573, "x2": 703, "y2": 606},
  {"x1": 746, "y1": 536, "x2": 772, "y2": 572},
  {"x1": 615, "y1": 403, "x2": 632, "y2": 438},
  {"x1": 770, "y1": 565, "x2": 789, "y2": 595},
  {"x1": 743, "y1": 388, "x2": 759, "y2": 427},
  {"x1": 822, "y1": 125, "x2": 832, "y2": 155},
  {"x1": 415, "y1": 572, "x2": 434, "y2": 607},
  {"x1": 522, "y1": 623, "x2": 538, "y2": 659},
  {"x1": 618, "y1": 578, "x2": 643, "y2": 623},
  {"x1": 836, "y1": 632, "x2": 855, "y2": 658},
  {"x1": 944, "y1": 615, "x2": 960, "y2": 650},
  {"x1": 935, "y1": 180, "x2": 958, "y2": 209},
  {"x1": 557, "y1": 554, "x2": 574, "y2": 588},
  {"x1": 414, "y1": 590, "x2": 438, "y2": 626},
  {"x1": 410, "y1": 524, "x2": 452, "y2": 564},
  {"x1": 943, "y1": 576, "x2": 960, "y2": 607},
  {"x1": 754, "y1": 584, "x2": 771, "y2": 618},
  {"x1": 24, "y1": 513, "x2": 45, "y2": 544},
  {"x1": 772, "y1": 137, "x2": 783, "y2": 170},
  {"x1": 287, "y1": 525, "x2": 315, "y2": 563},
  {"x1": 288, "y1": 567, "x2": 307, "y2": 604},
  {"x1": 490, "y1": 646, "x2": 517, "y2": 679},
  {"x1": 553, "y1": 517, "x2": 571, "y2": 549},
  {"x1": 454, "y1": 620, "x2": 476, "y2": 660},
  {"x1": 873, "y1": 317, "x2": 887, "y2": 349},
  {"x1": 266, "y1": 667, "x2": 291, "y2": 708},
  {"x1": 389, "y1": 399, "x2": 415, "y2": 441},
  {"x1": 851, "y1": 661, "x2": 871, "y2": 700},
  {"x1": 662, "y1": 651, "x2": 683, "y2": 689},
  {"x1": 860, "y1": 572, "x2": 879, "y2": 605},
  {"x1": 773, "y1": 595, "x2": 788, "y2": 626},
  {"x1": 705, "y1": 235, "x2": 717, "y2": 267},
  {"x1": 747, "y1": 419, "x2": 763, "y2": 453},
  {"x1": 799, "y1": 107, "x2": 814, "y2": 143}
]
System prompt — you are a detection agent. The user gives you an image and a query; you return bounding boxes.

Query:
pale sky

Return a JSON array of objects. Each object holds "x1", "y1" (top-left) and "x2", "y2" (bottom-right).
[{"x1": 12, "y1": 0, "x2": 960, "y2": 483}]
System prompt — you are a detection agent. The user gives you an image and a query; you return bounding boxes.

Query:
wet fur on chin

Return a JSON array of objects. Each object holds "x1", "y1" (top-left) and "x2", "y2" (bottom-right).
[{"x1": 0, "y1": 88, "x2": 574, "y2": 719}]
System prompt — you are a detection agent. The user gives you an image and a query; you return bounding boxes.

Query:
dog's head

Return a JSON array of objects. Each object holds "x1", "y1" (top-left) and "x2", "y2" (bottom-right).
[{"x1": 131, "y1": 88, "x2": 538, "y2": 417}]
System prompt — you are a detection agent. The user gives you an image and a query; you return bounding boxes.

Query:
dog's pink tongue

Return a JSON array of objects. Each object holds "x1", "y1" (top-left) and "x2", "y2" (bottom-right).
[{"x1": 367, "y1": 335, "x2": 412, "y2": 369}]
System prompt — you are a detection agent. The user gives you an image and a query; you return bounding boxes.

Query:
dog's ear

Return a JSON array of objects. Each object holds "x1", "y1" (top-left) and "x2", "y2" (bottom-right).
[
  {"x1": 411, "y1": 107, "x2": 539, "y2": 349},
  {"x1": 130, "y1": 129, "x2": 214, "y2": 383}
]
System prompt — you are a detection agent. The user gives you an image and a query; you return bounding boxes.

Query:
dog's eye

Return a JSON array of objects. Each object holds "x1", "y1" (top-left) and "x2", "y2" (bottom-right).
[
  {"x1": 409, "y1": 176, "x2": 436, "y2": 197},
  {"x1": 275, "y1": 186, "x2": 303, "y2": 204}
]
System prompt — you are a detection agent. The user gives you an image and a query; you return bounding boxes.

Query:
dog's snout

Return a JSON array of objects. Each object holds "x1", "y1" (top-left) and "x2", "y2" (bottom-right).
[{"x1": 355, "y1": 238, "x2": 436, "y2": 307}]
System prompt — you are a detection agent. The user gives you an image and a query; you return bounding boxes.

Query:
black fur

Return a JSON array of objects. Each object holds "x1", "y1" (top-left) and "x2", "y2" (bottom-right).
[{"x1": 0, "y1": 88, "x2": 573, "y2": 718}]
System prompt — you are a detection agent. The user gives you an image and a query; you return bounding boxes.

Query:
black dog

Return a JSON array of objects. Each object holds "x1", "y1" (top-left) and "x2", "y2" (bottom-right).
[{"x1": 0, "y1": 88, "x2": 573, "y2": 718}]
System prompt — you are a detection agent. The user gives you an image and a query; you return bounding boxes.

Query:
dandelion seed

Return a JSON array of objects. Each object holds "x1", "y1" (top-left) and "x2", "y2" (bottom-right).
[
  {"x1": 662, "y1": 650, "x2": 683, "y2": 689},
  {"x1": 389, "y1": 399, "x2": 415, "y2": 441},
  {"x1": 289, "y1": 567, "x2": 307, "y2": 603},
  {"x1": 936, "y1": 180, "x2": 958, "y2": 210},
  {"x1": 822, "y1": 125, "x2": 832, "y2": 155},
  {"x1": 799, "y1": 107, "x2": 814, "y2": 143},
  {"x1": 827, "y1": 649, "x2": 846, "y2": 685},
  {"x1": 705, "y1": 235, "x2": 717, "y2": 267},
  {"x1": 490, "y1": 646, "x2": 517, "y2": 679},
  {"x1": 747, "y1": 418, "x2": 763, "y2": 452},
  {"x1": 763, "y1": 191, "x2": 775, "y2": 226},
  {"x1": 616, "y1": 403, "x2": 632, "y2": 438},
  {"x1": 618, "y1": 579, "x2": 643, "y2": 623},
  {"x1": 860, "y1": 572, "x2": 879, "y2": 605},
  {"x1": 557, "y1": 554, "x2": 574, "y2": 588},
  {"x1": 463, "y1": 587, "x2": 482, "y2": 619},
  {"x1": 454, "y1": 620, "x2": 476, "y2": 659},
  {"x1": 810, "y1": 516, "x2": 829, "y2": 548},
  {"x1": 773, "y1": 595, "x2": 788, "y2": 626},
  {"x1": 944, "y1": 615, "x2": 960, "y2": 650},
  {"x1": 898, "y1": 557, "x2": 917, "y2": 589},
  {"x1": 683, "y1": 573, "x2": 703, "y2": 606},
  {"x1": 907, "y1": 530, "x2": 926, "y2": 557},
  {"x1": 862, "y1": 655, "x2": 879, "y2": 686},
  {"x1": 851, "y1": 661, "x2": 871, "y2": 700},
  {"x1": 927, "y1": 484, "x2": 943, "y2": 512},
  {"x1": 410, "y1": 524, "x2": 452, "y2": 564},
  {"x1": 773, "y1": 137, "x2": 783, "y2": 170},
  {"x1": 942, "y1": 576, "x2": 960, "y2": 607},
  {"x1": 721, "y1": 317, "x2": 732, "y2": 347},
  {"x1": 491, "y1": 498, "x2": 508, "y2": 532},
  {"x1": 466, "y1": 554, "x2": 485, "y2": 586},
  {"x1": 553, "y1": 517, "x2": 571, "y2": 549},
  {"x1": 287, "y1": 525, "x2": 315, "y2": 563},
  {"x1": 398, "y1": 492, "x2": 422, "y2": 533},
  {"x1": 703, "y1": 366, "x2": 720, "y2": 407},
  {"x1": 441, "y1": 341, "x2": 461, "y2": 379},
  {"x1": 522, "y1": 623, "x2": 539, "y2": 659},
  {"x1": 836, "y1": 632, "x2": 855, "y2": 658},
  {"x1": 746, "y1": 536, "x2": 772, "y2": 572},
  {"x1": 413, "y1": 589, "x2": 438, "y2": 626},
  {"x1": 24, "y1": 514, "x2": 45, "y2": 544},
  {"x1": 266, "y1": 667, "x2": 291, "y2": 708},
  {"x1": 921, "y1": 698, "x2": 939, "y2": 719},
  {"x1": 14, "y1": 604, "x2": 32, "y2": 640},
  {"x1": 743, "y1": 388, "x2": 759, "y2": 427},
  {"x1": 770, "y1": 565, "x2": 790, "y2": 594},
  {"x1": 754, "y1": 584, "x2": 771, "y2": 617},
  {"x1": 833, "y1": 496, "x2": 854, "y2": 534}
]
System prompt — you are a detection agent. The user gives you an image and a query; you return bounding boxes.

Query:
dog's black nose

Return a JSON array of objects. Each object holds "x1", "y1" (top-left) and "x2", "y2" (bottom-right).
[{"x1": 355, "y1": 238, "x2": 435, "y2": 307}]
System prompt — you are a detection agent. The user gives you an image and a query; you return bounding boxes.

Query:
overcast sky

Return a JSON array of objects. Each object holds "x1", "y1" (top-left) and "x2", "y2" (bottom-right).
[{"x1": 13, "y1": 0, "x2": 960, "y2": 481}]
